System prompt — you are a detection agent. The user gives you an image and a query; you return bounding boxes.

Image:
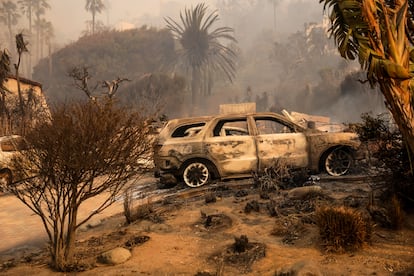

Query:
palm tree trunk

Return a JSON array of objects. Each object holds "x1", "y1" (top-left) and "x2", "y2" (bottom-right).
[
  {"x1": 191, "y1": 67, "x2": 201, "y2": 114},
  {"x1": 7, "y1": 14, "x2": 13, "y2": 50},
  {"x1": 273, "y1": 2, "x2": 276, "y2": 33},
  {"x1": 92, "y1": 11, "x2": 96, "y2": 34},
  {"x1": 36, "y1": 13, "x2": 40, "y2": 62},
  {"x1": 28, "y1": 6, "x2": 32, "y2": 78},
  {"x1": 380, "y1": 80, "x2": 414, "y2": 157}
]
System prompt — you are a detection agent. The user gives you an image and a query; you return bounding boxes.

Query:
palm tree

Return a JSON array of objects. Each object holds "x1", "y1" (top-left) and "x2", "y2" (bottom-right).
[
  {"x1": 19, "y1": 0, "x2": 34, "y2": 35},
  {"x1": 85, "y1": 0, "x2": 105, "y2": 35},
  {"x1": 0, "y1": 1, "x2": 20, "y2": 50},
  {"x1": 268, "y1": 0, "x2": 281, "y2": 33},
  {"x1": 165, "y1": 3, "x2": 237, "y2": 112},
  {"x1": 320, "y1": 0, "x2": 414, "y2": 157},
  {"x1": 34, "y1": 18, "x2": 53, "y2": 58},
  {"x1": 30, "y1": 0, "x2": 50, "y2": 62}
]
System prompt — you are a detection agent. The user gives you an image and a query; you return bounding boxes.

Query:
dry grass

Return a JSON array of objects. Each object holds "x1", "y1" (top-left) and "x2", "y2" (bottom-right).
[
  {"x1": 315, "y1": 205, "x2": 372, "y2": 253},
  {"x1": 271, "y1": 216, "x2": 307, "y2": 244}
]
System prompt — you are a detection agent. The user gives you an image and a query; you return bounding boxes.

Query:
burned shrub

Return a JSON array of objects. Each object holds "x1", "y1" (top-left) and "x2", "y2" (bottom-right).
[
  {"x1": 271, "y1": 216, "x2": 307, "y2": 244},
  {"x1": 234, "y1": 189, "x2": 249, "y2": 197},
  {"x1": 253, "y1": 160, "x2": 310, "y2": 192},
  {"x1": 353, "y1": 112, "x2": 414, "y2": 208},
  {"x1": 368, "y1": 194, "x2": 404, "y2": 230},
  {"x1": 233, "y1": 235, "x2": 249, "y2": 253},
  {"x1": 260, "y1": 191, "x2": 271, "y2": 199},
  {"x1": 123, "y1": 197, "x2": 163, "y2": 224},
  {"x1": 315, "y1": 206, "x2": 372, "y2": 253},
  {"x1": 199, "y1": 209, "x2": 233, "y2": 231},
  {"x1": 244, "y1": 200, "x2": 260, "y2": 213},
  {"x1": 253, "y1": 159, "x2": 289, "y2": 192},
  {"x1": 124, "y1": 235, "x2": 150, "y2": 249},
  {"x1": 210, "y1": 235, "x2": 266, "y2": 273},
  {"x1": 205, "y1": 192, "x2": 217, "y2": 203},
  {"x1": 7, "y1": 100, "x2": 153, "y2": 271},
  {"x1": 123, "y1": 188, "x2": 134, "y2": 224},
  {"x1": 265, "y1": 200, "x2": 279, "y2": 217}
]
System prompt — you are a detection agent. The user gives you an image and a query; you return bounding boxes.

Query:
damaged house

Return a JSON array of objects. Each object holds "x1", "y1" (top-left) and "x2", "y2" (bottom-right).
[{"x1": 0, "y1": 75, "x2": 50, "y2": 135}]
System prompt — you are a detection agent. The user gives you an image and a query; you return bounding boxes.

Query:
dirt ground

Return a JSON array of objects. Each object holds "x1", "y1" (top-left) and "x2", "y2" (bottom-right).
[{"x1": 1, "y1": 176, "x2": 414, "y2": 276}]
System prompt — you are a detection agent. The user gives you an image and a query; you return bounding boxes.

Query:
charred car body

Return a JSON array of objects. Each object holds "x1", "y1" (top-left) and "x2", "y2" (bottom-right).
[
  {"x1": 0, "y1": 135, "x2": 27, "y2": 192},
  {"x1": 153, "y1": 112, "x2": 362, "y2": 188}
]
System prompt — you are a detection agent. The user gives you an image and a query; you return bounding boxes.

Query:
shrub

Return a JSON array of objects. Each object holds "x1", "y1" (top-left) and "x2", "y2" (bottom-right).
[
  {"x1": 371, "y1": 194, "x2": 405, "y2": 230},
  {"x1": 315, "y1": 206, "x2": 372, "y2": 253},
  {"x1": 253, "y1": 159, "x2": 308, "y2": 191},
  {"x1": 353, "y1": 112, "x2": 414, "y2": 209},
  {"x1": 123, "y1": 197, "x2": 163, "y2": 224},
  {"x1": 8, "y1": 100, "x2": 152, "y2": 271}
]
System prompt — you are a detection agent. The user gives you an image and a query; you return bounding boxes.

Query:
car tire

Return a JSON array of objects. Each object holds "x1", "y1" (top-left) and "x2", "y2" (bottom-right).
[
  {"x1": 0, "y1": 168, "x2": 12, "y2": 192},
  {"x1": 182, "y1": 161, "x2": 210, "y2": 188},
  {"x1": 324, "y1": 148, "x2": 353, "y2": 176}
]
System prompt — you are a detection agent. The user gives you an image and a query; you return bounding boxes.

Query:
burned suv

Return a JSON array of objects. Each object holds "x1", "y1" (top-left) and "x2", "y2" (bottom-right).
[{"x1": 153, "y1": 112, "x2": 362, "y2": 188}]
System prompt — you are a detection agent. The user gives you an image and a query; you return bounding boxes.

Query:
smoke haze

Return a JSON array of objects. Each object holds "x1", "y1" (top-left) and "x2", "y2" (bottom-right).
[{"x1": 2, "y1": 0, "x2": 386, "y2": 123}]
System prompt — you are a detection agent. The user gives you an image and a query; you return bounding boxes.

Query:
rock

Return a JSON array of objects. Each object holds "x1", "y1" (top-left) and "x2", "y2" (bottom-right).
[
  {"x1": 87, "y1": 217, "x2": 102, "y2": 228},
  {"x1": 287, "y1": 185, "x2": 323, "y2": 200},
  {"x1": 275, "y1": 260, "x2": 322, "y2": 276},
  {"x1": 98, "y1": 247, "x2": 131, "y2": 265},
  {"x1": 78, "y1": 217, "x2": 102, "y2": 231}
]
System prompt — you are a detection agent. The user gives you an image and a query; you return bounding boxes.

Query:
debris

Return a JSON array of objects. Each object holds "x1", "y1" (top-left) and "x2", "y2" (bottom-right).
[
  {"x1": 287, "y1": 185, "x2": 323, "y2": 200},
  {"x1": 244, "y1": 200, "x2": 260, "y2": 213}
]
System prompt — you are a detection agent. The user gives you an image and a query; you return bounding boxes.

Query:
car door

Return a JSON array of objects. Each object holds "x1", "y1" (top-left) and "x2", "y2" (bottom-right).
[
  {"x1": 204, "y1": 117, "x2": 257, "y2": 177},
  {"x1": 253, "y1": 116, "x2": 308, "y2": 171}
]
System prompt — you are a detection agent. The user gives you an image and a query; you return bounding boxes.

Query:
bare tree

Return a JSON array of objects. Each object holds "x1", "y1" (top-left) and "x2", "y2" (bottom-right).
[
  {"x1": 68, "y1": 66, "x2": 97, "y2": 101},
  {"x1": 8, "y1": 99, "x2": 153, "y2": 271},
  {"x1": 14, "y1": 34, "x2": 29, "y2": 114},
  {"x1": 102, "y1": 76, "x2": 130, "y2": 99},
  {"x1": 69, "y1": 66, "x2": 131, "y2": 101}
]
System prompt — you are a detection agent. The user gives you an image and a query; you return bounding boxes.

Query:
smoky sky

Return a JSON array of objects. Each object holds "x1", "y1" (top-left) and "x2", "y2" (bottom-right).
[
  {"x1": 46, "y1": 0, "x2": 323, "y2": 45},
  {"x1": 3, "y1": 0, "x2": 383, "y2": 123}
]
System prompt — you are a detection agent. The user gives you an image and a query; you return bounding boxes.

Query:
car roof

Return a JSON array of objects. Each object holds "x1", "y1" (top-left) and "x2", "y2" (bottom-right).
[
  {"x1": 168, "y1": 112, "x2": 297, "y2": 122},
  {"x1": 164, "y1": 115, "x2": 213, "y2": 127},
  {"x1": 162, "y1": 111, "x2": 308, "y2": 135},
  {"x1": 209, "y1": 111, "x2": 306, "y2": 130}
]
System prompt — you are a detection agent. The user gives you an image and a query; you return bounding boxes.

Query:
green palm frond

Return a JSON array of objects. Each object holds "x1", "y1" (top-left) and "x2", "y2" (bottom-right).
[
  {"x1": 321, "y1": 0, "x2": 411, "y2": 85},
  {"x1": 321, "y1": 0, "x2": 362, "y2": 60}
]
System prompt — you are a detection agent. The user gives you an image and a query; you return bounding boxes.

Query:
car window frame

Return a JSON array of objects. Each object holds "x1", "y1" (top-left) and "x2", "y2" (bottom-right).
[
  {"x1": 211, "y1": 117, "x2": 251, "y2": 137},
  {"x1": 251, "y1": 115, "x2": 301, "y2": 135}
]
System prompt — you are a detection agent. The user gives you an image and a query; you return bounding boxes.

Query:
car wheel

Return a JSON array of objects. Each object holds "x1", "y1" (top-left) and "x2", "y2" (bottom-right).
[
  {"x1": 324, "y1": 148, "x2": 353, "y2": 176},
  {"x1": 0, "y1": 169, "x2": 12, "y2": 192},
  {"x1": 183, "y1": 161, "x2": 210, "y2": 188}
]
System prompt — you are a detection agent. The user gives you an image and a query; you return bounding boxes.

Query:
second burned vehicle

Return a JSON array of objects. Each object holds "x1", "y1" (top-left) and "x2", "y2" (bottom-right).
[{"x1": 153, "y1": 112, "x2": 363, "y2": 188}]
